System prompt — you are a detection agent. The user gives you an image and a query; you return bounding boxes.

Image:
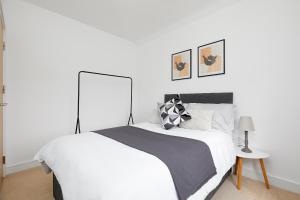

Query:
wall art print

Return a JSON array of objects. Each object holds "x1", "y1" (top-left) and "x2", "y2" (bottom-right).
[
  {"x1": 198, "y1": 39, "x2": 225, "y2": 77},
  {"x1": 171, "y1": 49, "x2": 192, "y2": 81}
]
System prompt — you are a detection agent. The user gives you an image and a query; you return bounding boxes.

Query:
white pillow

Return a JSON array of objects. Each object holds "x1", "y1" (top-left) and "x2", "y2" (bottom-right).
[
  {"x1": 148, "y1": 109, "x2": 161, "y2": 124},
  {"x1": 180, "y1": 109, "x2": 214, "y2": 131},
  {"x1": 187, "y1": 103, "x2": 236, "y2": 133}
]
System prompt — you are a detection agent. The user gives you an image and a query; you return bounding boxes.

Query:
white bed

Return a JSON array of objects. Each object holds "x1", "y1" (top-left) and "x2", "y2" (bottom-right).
[{"x1": 35, "y1": 122, "x2": 235, "y2": 200}]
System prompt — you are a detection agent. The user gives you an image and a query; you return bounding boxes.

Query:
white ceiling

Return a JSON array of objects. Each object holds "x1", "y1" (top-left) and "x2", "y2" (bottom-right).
[{"x1": 22, "y1": 0, "x2": 238, "y2": 42}]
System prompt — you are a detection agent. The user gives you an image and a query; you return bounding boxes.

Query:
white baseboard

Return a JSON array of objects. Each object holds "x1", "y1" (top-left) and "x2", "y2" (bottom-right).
[
  {"x1": 242, "y1": 167, "x2": 300, "y2": 194},
  {"x1": 4, "y1": 160, "x2": 40, "y2": 175}
]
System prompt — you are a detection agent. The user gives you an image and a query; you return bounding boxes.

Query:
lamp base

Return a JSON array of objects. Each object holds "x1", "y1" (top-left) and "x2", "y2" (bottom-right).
[{"x1": 241, "y1": 147, "x2": 252, "y2": 153}]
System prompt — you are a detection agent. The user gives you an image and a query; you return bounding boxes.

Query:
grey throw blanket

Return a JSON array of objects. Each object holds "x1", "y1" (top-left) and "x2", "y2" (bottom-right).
[{"x1": 93, "y1": 126, "x2": 216, "y2": 200}]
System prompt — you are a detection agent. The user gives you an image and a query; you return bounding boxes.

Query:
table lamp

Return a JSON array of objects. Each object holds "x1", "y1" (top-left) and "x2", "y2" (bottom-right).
[{"x1": 238, "y1": 116, "x2": 255, "y2": 153}]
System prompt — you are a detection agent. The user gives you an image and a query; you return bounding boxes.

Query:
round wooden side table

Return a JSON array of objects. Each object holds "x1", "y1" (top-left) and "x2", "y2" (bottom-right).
[{"x1": 234, "y1": 147, "x2": 270, "y2": 190}]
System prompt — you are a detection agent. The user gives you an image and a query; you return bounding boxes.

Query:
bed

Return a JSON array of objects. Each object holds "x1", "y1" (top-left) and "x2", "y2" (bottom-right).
[{"x1": 36, "y1": 92, "x2": 236, "y2": 200}]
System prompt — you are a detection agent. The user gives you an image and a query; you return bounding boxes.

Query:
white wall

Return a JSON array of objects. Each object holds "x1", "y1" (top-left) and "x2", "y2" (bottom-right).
[
  {"x1": 3, "y1": 0, "x2": 300, "y2": 194},
  {"x1": 136, "y1": 0, "x2": 300, "y2": 193},
  {"x1": 3, "y1": 0, "x2": 137, "y2": 173}
]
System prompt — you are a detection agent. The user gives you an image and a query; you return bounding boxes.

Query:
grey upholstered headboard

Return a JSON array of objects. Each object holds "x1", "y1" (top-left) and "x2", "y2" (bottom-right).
[{"x1": 164, "y1": 93, "x2": 233, "y2": 104}]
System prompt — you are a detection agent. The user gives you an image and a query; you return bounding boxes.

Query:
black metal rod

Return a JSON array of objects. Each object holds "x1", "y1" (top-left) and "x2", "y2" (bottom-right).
[{"x1": 75, "y1": 70, "x2": 134, "y2": 134}]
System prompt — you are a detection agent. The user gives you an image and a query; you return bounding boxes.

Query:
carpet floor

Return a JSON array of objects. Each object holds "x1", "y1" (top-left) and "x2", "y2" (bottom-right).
[{"x1": 0, "y1": 167, "x2": 299, "y2": 200}]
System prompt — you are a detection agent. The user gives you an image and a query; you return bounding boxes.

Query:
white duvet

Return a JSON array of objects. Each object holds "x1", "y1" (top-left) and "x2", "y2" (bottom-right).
[{"x1": 35, "y1": 122, "x2": 235, "y2": 200}]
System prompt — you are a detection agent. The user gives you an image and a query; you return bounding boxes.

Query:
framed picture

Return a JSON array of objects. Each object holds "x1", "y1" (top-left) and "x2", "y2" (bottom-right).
[
  {"x1": 197, "y1": 39, "x2": 225, "y2": 77},
  {"x1": 171, "y1": 49, "x2": 192, "y2": 81}
]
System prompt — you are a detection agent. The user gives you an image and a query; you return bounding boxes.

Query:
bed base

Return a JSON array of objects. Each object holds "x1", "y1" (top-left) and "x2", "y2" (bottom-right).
[
  {"x1": 53, "y1": 168, "x2": 232, "y2": 200},
  {"x1": 53, "y1": 174, "x2": 63, "y2": 200}
]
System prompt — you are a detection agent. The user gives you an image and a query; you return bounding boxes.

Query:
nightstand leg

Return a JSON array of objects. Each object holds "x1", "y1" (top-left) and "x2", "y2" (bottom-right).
[
  {"x1": 259, "y1": 159, "x2": 270, "y2": 189},
  {"x1": 237, "y1": 157, "x2": 243, "y2": 190},
  {"x1": 234, "y1": 157, "x2": 239, "y2": 175}
]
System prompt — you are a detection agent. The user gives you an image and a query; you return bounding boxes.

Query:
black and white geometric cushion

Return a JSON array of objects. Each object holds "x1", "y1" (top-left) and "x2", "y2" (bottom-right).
[{"x1": 158, "y1": 97, "x2": 191, "y2": 130}]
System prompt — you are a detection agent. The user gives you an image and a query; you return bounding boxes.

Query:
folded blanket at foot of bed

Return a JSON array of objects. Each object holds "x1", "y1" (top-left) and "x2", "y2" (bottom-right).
[{"x1": 93, "y1": 126, "x2": 216, "y2": 200}]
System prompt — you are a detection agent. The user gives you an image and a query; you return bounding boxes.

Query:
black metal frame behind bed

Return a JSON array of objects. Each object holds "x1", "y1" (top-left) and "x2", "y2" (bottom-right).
[{"x1": 53, "y1": 92, "x2": 234, "y2": 200}]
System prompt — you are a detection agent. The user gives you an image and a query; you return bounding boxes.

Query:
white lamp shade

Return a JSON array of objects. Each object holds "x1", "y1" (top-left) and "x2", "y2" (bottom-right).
[{"x1": 238, "y1": 116, "x2": 255, "y2": 131}]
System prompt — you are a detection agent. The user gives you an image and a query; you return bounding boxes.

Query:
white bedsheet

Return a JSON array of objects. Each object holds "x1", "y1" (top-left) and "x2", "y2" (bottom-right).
[{"x1": 34, "y1": 122, "x2": 235, "y2": 200}]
